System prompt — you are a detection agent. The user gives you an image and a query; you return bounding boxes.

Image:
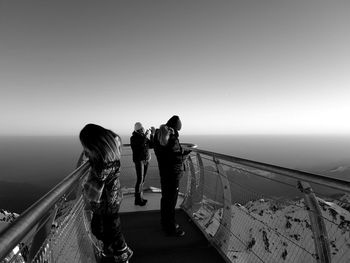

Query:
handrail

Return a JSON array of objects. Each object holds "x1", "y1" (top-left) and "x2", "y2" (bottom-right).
[
  {"x1": 2, "y1": 142, "x2": 349, "y2": 263},
  {"x1": 0, "y1": 144, "x2": 139, "y2": 261},
  {"x1": 181, "y1": 144, "x2": 350, "y2": 263},
  {"x1": 0, "y1": 161, "x2": 90, "y2": 261},
  {"x1": 182, "y1": 146, "x2": 350, "y2": 194}
]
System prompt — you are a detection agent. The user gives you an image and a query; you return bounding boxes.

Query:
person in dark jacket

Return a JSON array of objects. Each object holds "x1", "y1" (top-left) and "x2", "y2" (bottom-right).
[
  {"x1": 79, "y1": 123, "x2": 132, "y2": 263},
  {"x1": 153, "y1": 115, "x2": 190, "y2": 236},
  {"x1": 130, "y1": 122, "x2": 155, "y2": 206}
]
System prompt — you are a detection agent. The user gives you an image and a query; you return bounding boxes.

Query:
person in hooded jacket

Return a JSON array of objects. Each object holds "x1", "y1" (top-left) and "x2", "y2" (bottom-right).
[
  {"x1": 130, "y1": 122, "x2": 155, "y2": 206},
  {"x1": 78, "y1": 123, "x2": 132, "y2": 263},
  {"x1": 153, "y1": 115, "x2": 191, "y2": 236}
]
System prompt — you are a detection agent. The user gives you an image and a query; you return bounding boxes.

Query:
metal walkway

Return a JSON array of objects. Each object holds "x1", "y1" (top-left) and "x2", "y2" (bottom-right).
[{"x1": 120, "y1": 209, "x2": 226, "y2": 263}]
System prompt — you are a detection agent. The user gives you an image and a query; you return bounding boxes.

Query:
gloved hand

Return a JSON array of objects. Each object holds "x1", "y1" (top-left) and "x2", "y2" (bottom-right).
[
  {"x1": 183, "y1": 150, "x2": 192, "y2": 156},
  {"x1": 150, "y1": 126, "x2": 156, "y2": 135}
]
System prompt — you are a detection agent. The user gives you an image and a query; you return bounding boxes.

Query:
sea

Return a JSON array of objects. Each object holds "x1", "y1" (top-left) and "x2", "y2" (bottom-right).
[{"x1": 1, "y1": 134, "x2": 350, "y2": 213}]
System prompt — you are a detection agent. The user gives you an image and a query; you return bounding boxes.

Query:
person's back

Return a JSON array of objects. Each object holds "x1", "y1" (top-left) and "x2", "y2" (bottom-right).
[{"x1": 153, "y1": 125, "x2": 167, "y2": 163}]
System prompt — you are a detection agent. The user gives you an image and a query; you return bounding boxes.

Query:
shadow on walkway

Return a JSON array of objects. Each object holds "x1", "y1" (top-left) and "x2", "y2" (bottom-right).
[{"x1": 120, "y1": 209, "x2": 226, "y2": 263}]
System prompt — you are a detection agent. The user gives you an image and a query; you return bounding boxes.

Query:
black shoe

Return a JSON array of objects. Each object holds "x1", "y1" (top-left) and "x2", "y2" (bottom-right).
[
  {"x1": 135, "y1": 192, "x2": 147, "y2": 206},
  {"x1": 113, "y1": 246, "x2": 133, "y2": 263},
  {"x1": 164, "y1": 227, "x2": 185, "y2": 237},
  {"x1": 161, "y1": 223, "x2": 179, "y2": 231},
  {"x1": 160, "y1": 223, "x2": 180, "y2": 230},
  {"x1": 134, "y1": 198, "x2": 147, "y2": 206}
]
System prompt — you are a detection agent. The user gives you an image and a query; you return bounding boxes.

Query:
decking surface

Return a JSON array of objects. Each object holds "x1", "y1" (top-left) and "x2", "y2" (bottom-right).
[{"x1": 120, "y1": 209, "x2": 226, "y2": 263}]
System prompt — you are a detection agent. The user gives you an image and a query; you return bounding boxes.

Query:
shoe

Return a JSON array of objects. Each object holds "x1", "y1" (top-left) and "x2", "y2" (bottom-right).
[
  {"x1": 134, "y1": 193, "x2": 147, "y2": 206},
  {"x1": 134, "y1": 198, "x2": 147, "y2": 206},
  {"x1": 113, "y1": 246, "x2": 133, "y2": 263},
  {"x1": 161, "y1": 223, "x2": 180, "y2": 231},
  {"x1": 164, "y1": 227, "x2": 185, "y2": 237}
]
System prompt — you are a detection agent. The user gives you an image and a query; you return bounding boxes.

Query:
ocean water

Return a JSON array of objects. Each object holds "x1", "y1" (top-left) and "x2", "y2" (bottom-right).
[{"x1": 1, "y1": 134, "x2": 350, "y2": 213}]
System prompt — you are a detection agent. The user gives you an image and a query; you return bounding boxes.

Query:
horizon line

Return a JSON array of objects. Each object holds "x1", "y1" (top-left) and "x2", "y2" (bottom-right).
[{"x1": 1, "y1": 133, "x2": 350, "y2": 137}]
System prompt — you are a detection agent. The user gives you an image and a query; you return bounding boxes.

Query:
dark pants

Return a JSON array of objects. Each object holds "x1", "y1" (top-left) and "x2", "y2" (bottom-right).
[
  {"x1": 134, "y1": 160, "x2": 149, "y2": 193},
  {"x1": 159, "y1": 164, "x2": 181, "y2": 231},
  {"x1": 91, "y1": 213, "x2": 126, "y2": 255}
]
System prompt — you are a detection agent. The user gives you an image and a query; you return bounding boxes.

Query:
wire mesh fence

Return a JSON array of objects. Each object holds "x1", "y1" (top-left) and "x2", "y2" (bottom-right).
[
  {"x1": 182, "y1": 149, "x2": 350, "y2": 263},
  {"x1": 3, "y1": 145, "x2": 350, "y2": 263},
  {"x1": 1, "y1": 146, "x2": 168, "y2": 263}
]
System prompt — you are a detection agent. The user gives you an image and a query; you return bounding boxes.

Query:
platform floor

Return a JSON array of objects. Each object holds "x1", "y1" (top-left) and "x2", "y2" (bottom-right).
[
  {"x1": 119, "y1": 192, "x2": 182, "y2": 213},
  {"x1": 120, "y1": 209, "x2": 226, "y2": 263}
]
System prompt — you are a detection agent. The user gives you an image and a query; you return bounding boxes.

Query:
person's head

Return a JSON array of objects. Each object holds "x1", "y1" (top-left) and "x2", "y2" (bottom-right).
[
  {"x1": 166, "y1": 115, "x2": 182, "y2": 131},
  {"x1": 79, "y1": 123, "x2": 120, "y2": 170},
  {"x1": 134, "y1": 122, "x2": 145, "y2": 133}
]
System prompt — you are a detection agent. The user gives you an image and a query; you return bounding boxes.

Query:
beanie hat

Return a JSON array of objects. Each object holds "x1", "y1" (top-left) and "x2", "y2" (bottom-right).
[
  {"x1": 166, "y1": 115, "x2": 182, "y2": 131},
  {"x1": 134, "y1": 122, "x2": 144, "y2": 131}
]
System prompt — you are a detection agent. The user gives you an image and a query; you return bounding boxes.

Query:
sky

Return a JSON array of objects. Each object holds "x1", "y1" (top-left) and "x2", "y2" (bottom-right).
[{"x1": 1, "y1": 0, "x2": 350, "y2": 136}]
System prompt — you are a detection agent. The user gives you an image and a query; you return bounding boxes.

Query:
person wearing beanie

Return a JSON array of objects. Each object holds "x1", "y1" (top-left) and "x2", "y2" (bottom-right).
[
  {"x1": 134, "y1": 122, "x2": 143, "y2": 132},
  {"x1": 153, "y1": 115, "x2": 191, "y2": 237},
  {"x1": 130, "y1": 122, "x2": 155, "y2": 206}
]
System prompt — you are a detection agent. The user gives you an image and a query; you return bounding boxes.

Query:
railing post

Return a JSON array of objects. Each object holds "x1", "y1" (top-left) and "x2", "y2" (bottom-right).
[
  {"x1": 28, "y1": 206, "x2": 58, "y2": 262},
  {"x1": 213, "y1": 157, "x2": 232, "y2": 254},
  {"x1": 182, "y1": 155, "x2": 197, "y2": 211},
  {"x1": 182, "y1": 153, "x2": 204, "y2": 212},
  {"x1": 298, "y1": 181, "x2": 331, "y2": 263},
  {"x1": 197, "y1": 153, "x2": 205, "y2": 203}
]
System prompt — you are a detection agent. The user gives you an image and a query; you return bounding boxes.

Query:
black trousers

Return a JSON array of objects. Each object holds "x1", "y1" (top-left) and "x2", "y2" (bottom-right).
[
  {"x1": 91, "y1": 213, "x2": 126, "y2": 255},
  {"x1": 159, "y1": 165, "x2": 181, "y2": 231},
  {"x1": 134, "y1": 160, "x2": 149, "y2": 194}
]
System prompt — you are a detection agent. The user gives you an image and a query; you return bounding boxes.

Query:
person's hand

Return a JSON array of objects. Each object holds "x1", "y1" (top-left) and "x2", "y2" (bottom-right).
[
  {"x1": 168, "y1": 127, "x2": 174, "y2": 134},
  {"x1": 150, "y1": 126, "x2": 156, "y2": 135},
  {"x1": 183, "y1": 150, "x2": 192, "y2": 156}
]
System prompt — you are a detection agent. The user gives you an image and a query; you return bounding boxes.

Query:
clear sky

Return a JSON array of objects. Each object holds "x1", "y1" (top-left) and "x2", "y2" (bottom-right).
[{"x1": 1, "y1": 0, "x2": 349, "y2": 136}]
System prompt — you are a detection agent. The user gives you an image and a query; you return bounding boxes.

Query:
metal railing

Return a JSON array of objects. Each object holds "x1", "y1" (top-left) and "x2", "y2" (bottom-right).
[
  {"x1": 181, "y1": 146, "x2": 350, "y2": 263},
  {"x1": 0, "y1": 145, "x2": 160, "y2": 263},
  {"x1": 0, "y1": 161, "x2": 95, "y2": 263},
  {"x1": 2, "y1": 144, "x2": 350, "y2": 263}
]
